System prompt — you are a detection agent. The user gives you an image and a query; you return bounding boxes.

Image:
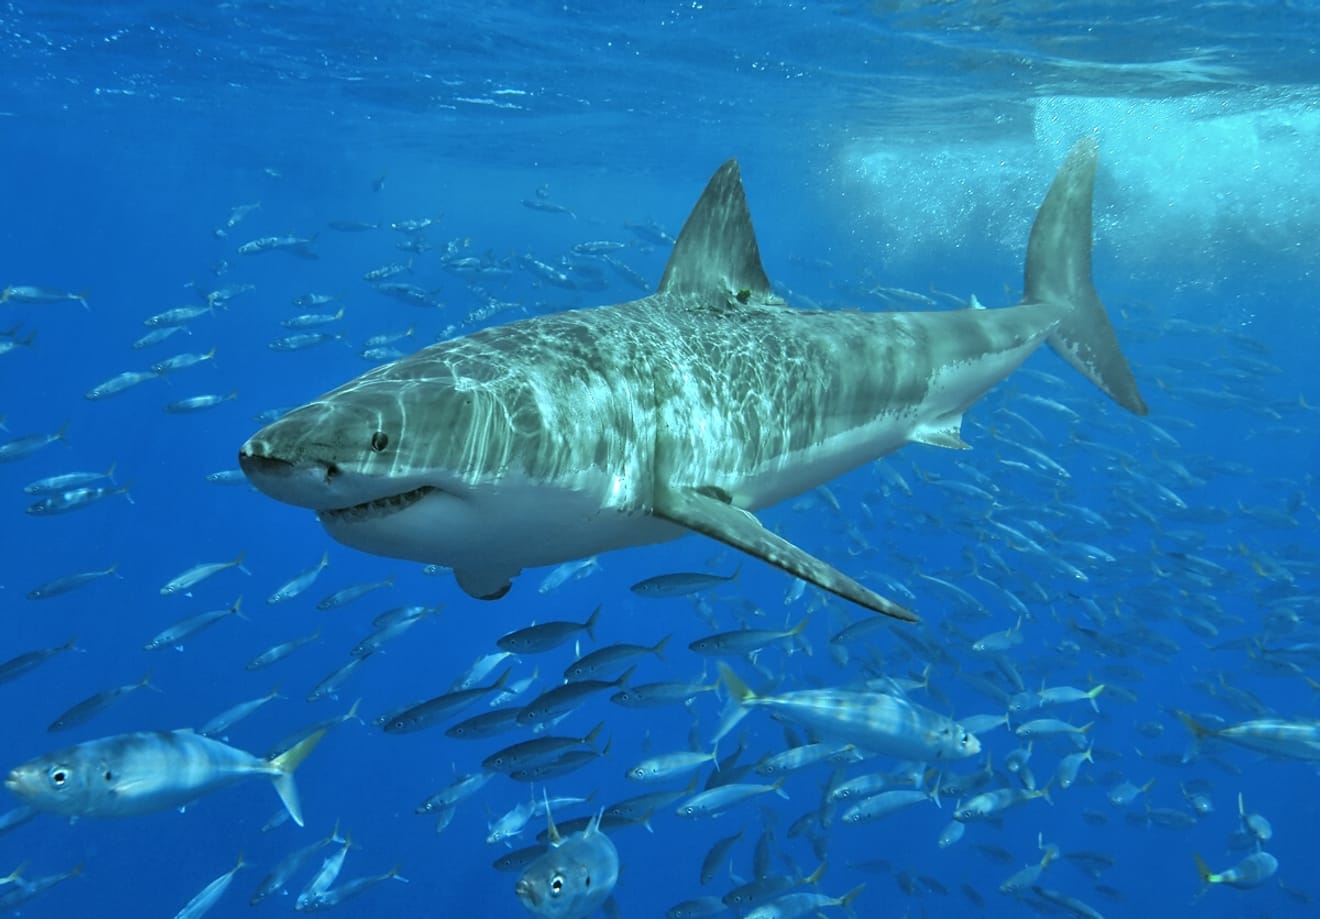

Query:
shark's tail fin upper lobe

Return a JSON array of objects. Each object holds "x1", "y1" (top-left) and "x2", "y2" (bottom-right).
[{"x1": 1025, "y1": 137, "x2": 1148, "y2": 416}]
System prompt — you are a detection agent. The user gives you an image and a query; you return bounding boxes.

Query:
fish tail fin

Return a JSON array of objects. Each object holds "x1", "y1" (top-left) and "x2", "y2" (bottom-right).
[
  {"x1": 1193, "y1": 852, "x2": 1216, "y2": 886},
  {"x1": 651, "y1": 633, "x2": 673, "y2": 660},
  {"x1": 770, "y1": 776, "x2": 789, "y2": 800},
  {"x1": 787, "y1": 612, "x2": 812, "y2": 638},
  {"x1": 231, "y1": 595, "x2": 249, "y2": 621},
  {"x1": 717, "y1": 663, "x2": 756, "y2": 705},
  {"x1": 1172, "y1": 709, "x2": 1209, "y2": 762},
  {"x1": 268, "y1": 727, "x2": 328, "y2": 827},
  {"x1": 1087, "y1": 683, "x2": 1105, "y2": 712},
  {"x1": 1025, "y1": 137, "x2": 1147, "y2": 415},
  {"x1": 803, "y1": 860, "x2": 827, "y2": 887},
  {"x1": 584, "y1": 604, "x2": 602, "y2": 642},
  {"x1": 233, "y1": 549, "x2": 251, "y2": 576},
  {"x1": 839, "y1": 883, "x2": 867, "y2": 919}
]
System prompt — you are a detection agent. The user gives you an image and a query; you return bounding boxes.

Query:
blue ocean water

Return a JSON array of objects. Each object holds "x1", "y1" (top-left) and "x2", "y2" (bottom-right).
[{"x1": 1, "y1": 1, "x2": 1318, "y2": 916}]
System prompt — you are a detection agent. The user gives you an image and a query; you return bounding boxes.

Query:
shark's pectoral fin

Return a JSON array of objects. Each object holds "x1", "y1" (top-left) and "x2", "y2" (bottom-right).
[
  {"x1": 454, "y1": 568, "x2": 514, "y2": 601},
  {"x1": 652, "y1": 486, "x2": 919, "y2": 622},
  {"x1": 911, "y1": 420, "x2": 970, "y2": 450}
]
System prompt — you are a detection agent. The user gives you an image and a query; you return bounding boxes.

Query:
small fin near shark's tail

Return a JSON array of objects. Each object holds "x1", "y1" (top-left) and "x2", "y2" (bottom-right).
[{"x1": 1025, "y1": 136, "x2": 1148, "y2": 416}]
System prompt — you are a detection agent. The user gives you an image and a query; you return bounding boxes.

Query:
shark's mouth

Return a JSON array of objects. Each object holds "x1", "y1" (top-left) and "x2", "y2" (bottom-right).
[{"x1": 317, "y1": 485, "x2": 437, "y2": 523}]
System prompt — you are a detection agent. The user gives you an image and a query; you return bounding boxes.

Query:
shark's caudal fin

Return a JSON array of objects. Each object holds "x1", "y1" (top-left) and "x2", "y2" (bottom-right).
[{"x1": 1025, "y1": 137, "x2": 1148, "y2": 416}]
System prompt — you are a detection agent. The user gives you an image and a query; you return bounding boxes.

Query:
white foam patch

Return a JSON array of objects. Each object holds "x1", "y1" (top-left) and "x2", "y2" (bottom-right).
[{"x1": 839, "y1": 91, "x2": 1320, "y2": 280}]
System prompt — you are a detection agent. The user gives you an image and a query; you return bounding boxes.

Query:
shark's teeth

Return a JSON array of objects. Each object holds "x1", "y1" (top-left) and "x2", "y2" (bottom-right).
[{"x1": 319, "y1": 485, "x2": 435, "y2": 523}]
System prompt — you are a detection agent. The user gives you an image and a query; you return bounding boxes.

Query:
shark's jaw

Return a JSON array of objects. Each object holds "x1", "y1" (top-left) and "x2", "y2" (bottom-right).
[{"x1": 315, "y1": 484, "x2": 436, "y2": 524}]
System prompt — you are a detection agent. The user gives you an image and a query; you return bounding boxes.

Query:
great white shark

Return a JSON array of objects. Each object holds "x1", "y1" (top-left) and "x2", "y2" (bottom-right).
[{"x1": 238, "y1": 137, "x2": 1146, "y2": 622}]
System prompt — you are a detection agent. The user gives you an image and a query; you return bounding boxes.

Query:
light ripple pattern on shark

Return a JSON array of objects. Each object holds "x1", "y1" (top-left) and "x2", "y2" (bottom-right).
[{"x1": 237, "y1": 136, "x2": 1146, "y2": 620}]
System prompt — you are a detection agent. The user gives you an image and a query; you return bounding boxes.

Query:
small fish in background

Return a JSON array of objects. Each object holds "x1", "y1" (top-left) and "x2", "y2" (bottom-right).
[
  {"x1": 1, "y1": 284, "x2": 88, "y2": 308},
  {"x1": 151, "y1": 347, "x2": 217, "y2": 375},
  {"x1": 173, "y1": 853, "x2": 245, "y2": 919},
  {"x1": 0, "y1": 421, "x2": 69, "y2": 463},
  {"x1": 630, "y1": 563, "x2": 741, "y2": 599},
  {"x1": 236, "y1": 234, "x2": 317, "y2": 259},
  {"x1": 27, "y1": 562, "x2": 121, "y2": 600},
  {"x1": 0, "y1": 324, "x2": 36, "y2": 356},
  {"x1": 0, "y1": 636, "x2": 80, "y2": 686},
  {"x1": 249, "y1": 821, "x2": 343, "y2": 906},
  {"x1": 144, "y1": 596, "x2": 247, "y2": 651},
  {"x1": 0, "y1": 861, "x2": 84, "y2": 912},
  {"x1": 26, "y1": 480, "x2": 133, "y2": 515},
  {"x1": 143, "y1": 304, "x2": 213, "y2": 328},
  {"x1": 47, "y1": 672, "x2": 160, "y2": 732},
  {"x1": 163, "y1": 390, "x2": 239, "y2": 414},
  {"x1": 161, "y1": 551, "x2": 249, "y2": 597},
  {"x1": 85, "y1": 369, "x2": 161, "y2": 401},
  {"x1": 266, "y1": 551, "x2": 332, "y2": 610},
  {"x1": 498, "y1": 607, "x2": 602, "y2": 655},
  {"x1": 538, "y1": 556, "x2": 602, "y2": 595},
  {"x1": 24, "y1": 462, "x2": 117, "y2": 494},
  {"x1": 212, "y1": 201, "x2": 260, "y2": 238},
  {"x1": 296, "y1": 865, "x2": 406, "y2": 911},
  {"x1": 515, "y1": 798, "x2": 618, "y2": 919}
]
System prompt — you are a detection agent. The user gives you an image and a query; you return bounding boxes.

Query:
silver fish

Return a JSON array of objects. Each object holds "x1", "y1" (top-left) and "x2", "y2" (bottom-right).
[
  {"x1": 5, "y1": 727, "x2": 324, "y2": 825},
  {"x1": 515, "y1": 801, "x2": 618, "y2": 919}
]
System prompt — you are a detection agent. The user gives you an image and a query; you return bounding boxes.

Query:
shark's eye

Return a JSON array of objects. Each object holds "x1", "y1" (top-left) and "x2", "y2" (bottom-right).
[
  {"x1": 48, "y1": 768, "x2": 68, "y2": 788},
  {"x1": 370, "y1": 431, "x2": 390, "y2": 452},
  {"x1": 550, "y1": 875, "x2": 564, "y2": 896}
]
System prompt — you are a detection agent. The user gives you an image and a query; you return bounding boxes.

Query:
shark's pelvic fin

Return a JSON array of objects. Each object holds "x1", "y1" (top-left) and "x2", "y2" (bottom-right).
[
  {"x1": 1025, "y1": 136, "x2": 1148, "y2": 416},
  {"x1": 454, "y1": 568, "x2": 513, "y2": 601},
  {"x1": 652, "y1": 485, "x2": 918, "y2": 622},
  {"x1": 911, "y1": 421, "x2": 971, "y2": 450},
  {"x1": 657, "y1": 159, "x2": 773, "y2": 301}
]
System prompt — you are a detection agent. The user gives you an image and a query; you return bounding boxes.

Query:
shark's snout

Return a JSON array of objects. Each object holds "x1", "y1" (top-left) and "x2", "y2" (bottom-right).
[
  {"x1": 238, "y1": 440, "x2": 342, "y2": 508},
  {"x1": 237, "y1": 446, "x2": 292, "y2": 479}
]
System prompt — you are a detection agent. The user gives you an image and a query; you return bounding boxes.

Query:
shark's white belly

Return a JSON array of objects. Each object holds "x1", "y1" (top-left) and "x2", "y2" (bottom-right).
[{"x1": 319, "y1": 467, "x2": 685, "y2": 595}]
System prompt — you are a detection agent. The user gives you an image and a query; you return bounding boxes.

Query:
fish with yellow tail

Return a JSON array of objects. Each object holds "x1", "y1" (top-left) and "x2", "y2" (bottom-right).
[
  {"x1": 1194, "y1": 851, "x2": 1278, "y2": 891},
  {"x1": 716, "y1": 663, "x2": 980, "y2": 762},
  {"x1": 4, "y1": 725, "x2": 325, "y2": 826}
]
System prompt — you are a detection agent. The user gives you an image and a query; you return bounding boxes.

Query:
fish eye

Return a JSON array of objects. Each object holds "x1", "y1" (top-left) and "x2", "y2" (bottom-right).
[
  {"x1": 550, "y1": 875, "x2": 564, "y2": 896},
  {"x1": 48, "y1": 767, "x2": 68, "y2": 788},
  {"x1": 370, "y1": 431, "x2": 389, "y2": 452}
]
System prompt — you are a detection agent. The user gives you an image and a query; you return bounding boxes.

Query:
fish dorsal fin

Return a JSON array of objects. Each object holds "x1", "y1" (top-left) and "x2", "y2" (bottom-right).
[
  {"x1": 658, "y1": 159, "x2": 772, "y2": 300},
  {"x1": 543, "y1": 790, "x2": 562, "y2": 846}
]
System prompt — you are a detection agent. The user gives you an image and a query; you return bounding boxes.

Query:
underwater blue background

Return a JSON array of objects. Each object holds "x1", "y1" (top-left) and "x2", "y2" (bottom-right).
[{"x1": 1, "y1": 2, "x2": 1318, "y2": 916}]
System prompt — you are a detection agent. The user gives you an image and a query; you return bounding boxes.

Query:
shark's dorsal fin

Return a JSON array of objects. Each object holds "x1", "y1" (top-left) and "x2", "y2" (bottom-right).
[{"x1": 658, "y1": 159, "x2": 772, "y2": 300}]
